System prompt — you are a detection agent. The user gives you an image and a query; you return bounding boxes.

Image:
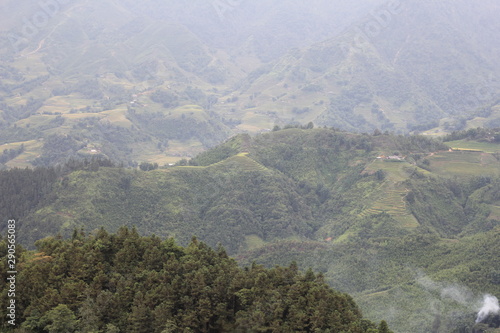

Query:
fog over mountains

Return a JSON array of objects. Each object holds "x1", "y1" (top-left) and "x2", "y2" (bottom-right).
[
  {"x1": 0, "y1": 0, "x2": 499, "y2": 165},
  {"x1": 1, "y1": 2, "x2": 500, "y2": 333}
]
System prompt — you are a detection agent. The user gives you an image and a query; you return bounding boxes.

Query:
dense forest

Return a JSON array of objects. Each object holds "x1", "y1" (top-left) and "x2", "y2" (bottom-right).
[{"x1": 0, "y1": 229, "x2": 391, "y2": 332}]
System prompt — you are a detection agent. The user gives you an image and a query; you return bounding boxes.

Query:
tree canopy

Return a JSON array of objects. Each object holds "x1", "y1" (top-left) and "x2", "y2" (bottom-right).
[{"x1": 0, "y1": 229, "x2": 389, "y2": 332}]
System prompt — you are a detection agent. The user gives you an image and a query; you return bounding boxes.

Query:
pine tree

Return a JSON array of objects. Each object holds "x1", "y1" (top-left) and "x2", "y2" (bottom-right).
[
  {"x1": 127, "y1": 292, "x2": 152, "y2": 333},
  {"x1": 378, "y1": 320, "x2": 392, "y2": 333},
  {"x1": 41, "y1": 304, "x2": 79, "y2": 333}
]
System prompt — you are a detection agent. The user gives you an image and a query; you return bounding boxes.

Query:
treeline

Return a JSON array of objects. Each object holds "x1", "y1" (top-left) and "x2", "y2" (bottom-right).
[
  {"x1": 0, "y1": 144, "x2": 24, "y2": 165},
  {"x1": 0, "y1": 98, "x2": 44, "y2": 123},
  {"x1": 16, "y1": 162, "x2": 317, "y2": 253},
  {"x1": 0, "y1": 229, "x2": 391, "y2": 333},
  {"x1": 0, "y1": 157, "x2": 117, "y2": 235},
  {"x1": 443, "y1": 127, "x2": 500, "y2": 142},
  {"x1": 0, "y1": 167, "x2": 59, "y2": 233}
]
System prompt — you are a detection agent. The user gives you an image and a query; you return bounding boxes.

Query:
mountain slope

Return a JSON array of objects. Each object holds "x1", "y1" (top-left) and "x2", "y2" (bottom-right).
[
  {"x1": 2, "y1": 128, "x2": 499, "y2": 332},
  {"x1": 226, "y1": 0, "x2": 500, "y2": 133},
  {"x1": 1, "y1": 0, "x2": 499, "y2": 167}
]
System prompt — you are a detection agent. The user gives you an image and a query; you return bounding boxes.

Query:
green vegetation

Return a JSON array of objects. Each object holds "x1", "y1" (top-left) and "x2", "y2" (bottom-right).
[
  {"x1": 0, "y1": 1, "x2": 499, "y2": 165},
  {"x1": 447, "y1": 140, "x2": 500, "y2": 153},
  {"x1": 1, "y1": 1, "x2": 500, "y2": 329},
  {"x1": 0, "y1": 144, "x2": 24, "y2": 166},
  {"x1": 443, "y1": 128, "x2": 500, "y2": 144},
  {"x1": 1, "y1": 129, "x2": 499, "y2": 332},
  {"x1": 0, "y1": 230, "x2": 388, "y2": 332}
]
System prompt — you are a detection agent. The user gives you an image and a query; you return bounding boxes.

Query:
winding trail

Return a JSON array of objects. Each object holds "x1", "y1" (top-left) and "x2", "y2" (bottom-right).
[{"x1": 21, "y1": 1, "x2": 88, "y2": 57}]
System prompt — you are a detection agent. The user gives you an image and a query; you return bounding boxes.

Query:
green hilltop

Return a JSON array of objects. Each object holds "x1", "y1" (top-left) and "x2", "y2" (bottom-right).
[{"x1": 1, "y1": 128, "x2": 499, "y2": 332}]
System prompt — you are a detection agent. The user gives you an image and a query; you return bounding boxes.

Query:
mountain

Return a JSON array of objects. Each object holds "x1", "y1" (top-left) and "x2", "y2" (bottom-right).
[
  {"x1": 1, "y1": 0, "x2": 499, "y2": 168},
  {"x1": 1, "y1": 1, "x2": 500, "y2": 331},
  {"x1": 1, "y1": 127, "x2": 499, "y2": 332},
  {"x1": 229, "y1": 0, "x2": 500, "y2": 133}
]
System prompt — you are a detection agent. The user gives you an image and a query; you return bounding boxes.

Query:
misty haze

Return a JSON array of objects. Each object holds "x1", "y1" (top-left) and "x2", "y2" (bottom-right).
[{"x1": 0, "y1": 1, "x2": 499, "y2": 332}]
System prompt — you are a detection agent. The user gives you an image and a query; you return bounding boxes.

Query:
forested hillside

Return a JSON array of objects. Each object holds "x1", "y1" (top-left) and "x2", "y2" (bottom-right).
[
  {"x1": 1, "y1": 128, "x2": 499, "y2": 332},
  {"x1": 0, "y1": 229, "x2": 391, "y2": 332}
]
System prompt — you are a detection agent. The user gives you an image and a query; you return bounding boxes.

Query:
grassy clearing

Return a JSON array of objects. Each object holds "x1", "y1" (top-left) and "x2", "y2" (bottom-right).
[
  {"x1": 428, "y1": 151, "x2": 500, "y2": 177},
  {"x1": 172, "y1": 105, "x2": 206, "y2": 119},
  {"x1": 209, "y1": 153, "x2": 271, "y2": 173},
  {"x1": 129, "y1": 140, "x2": 201, "y2": 166},
  {"x1": 446, "y1": 139, "x2": 500, "y2": 153},
  {"x1": 489, "y1": 205, "x2": 500, "y2": 220},
  {"x1": 11, "y1": 55, "x2": 49, "y2": 78},
  {"x1": 364, "y1": 159, "x2": 413, "y2": 182},
  {"x1": 237, "y1": 111, "x2": 275, "y2": 132},
  {"x1": 5, "y1": 140, "x2": 43, "y2": 168},
  {"x1": 15, "y1": 115, "x2": 57, "y2": 128},
  {"x1": 245, "y1": 234, "x2": 266, "y2": 250},
  {"x1": 40, "y1": 95, "x2": 92, "y2": 113},
  {"x1": 62, "y1": 112, "x2": 104, "y2": 120},
  {"x1": 333, "y1": 231, "x2": 356, "y2": 244},
  {"x1": 164, "y1": 139, "x2": 205, "y2": 157},
  {"x1": 101, "y1": 108, "x2": 133, "y2": 128},
  {"x1": 135, "y1": 149, "x2": 185, "y2": 166}
]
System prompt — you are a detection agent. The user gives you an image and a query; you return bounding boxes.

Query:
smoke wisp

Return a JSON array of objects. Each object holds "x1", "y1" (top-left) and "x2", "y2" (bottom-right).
[{"x1": 476, "y1": 294, "x2": 500, "y2": 323}]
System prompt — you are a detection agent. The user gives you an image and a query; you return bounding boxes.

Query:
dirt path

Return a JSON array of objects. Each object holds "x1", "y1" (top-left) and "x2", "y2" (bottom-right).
[
  {"x1": 22, "y1": 1, "x2": 88, "y2": 57},
  {"x1": 24, "y1": 39, "x2": 46, "y2": 56},
  {"x1": 393, "y1": 34, "x2": 411, "y2": 65}
]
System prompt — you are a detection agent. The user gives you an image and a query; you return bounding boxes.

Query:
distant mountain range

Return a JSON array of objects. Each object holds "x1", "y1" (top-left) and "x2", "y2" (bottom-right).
[{"x1": 0, "y1": 0, "x2": 499, "y2": 167}]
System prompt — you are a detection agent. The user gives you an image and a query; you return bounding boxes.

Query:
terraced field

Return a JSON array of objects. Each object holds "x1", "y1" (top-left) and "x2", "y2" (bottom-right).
[
  {"x1": 4, "y1": 139, "x2": 43, "y2": 168},
  {"x1": 358, "y1": 181, "x2": 419, "y2": 229}
]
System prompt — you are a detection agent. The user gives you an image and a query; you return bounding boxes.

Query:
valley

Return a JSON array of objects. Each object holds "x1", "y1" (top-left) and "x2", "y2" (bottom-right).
[
  {"x1": 1, "y1": 0, "x2": 500, "y2": 332},
  {"x1": 1, "y1": 127, "x2": 499, "y2": 332}
]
